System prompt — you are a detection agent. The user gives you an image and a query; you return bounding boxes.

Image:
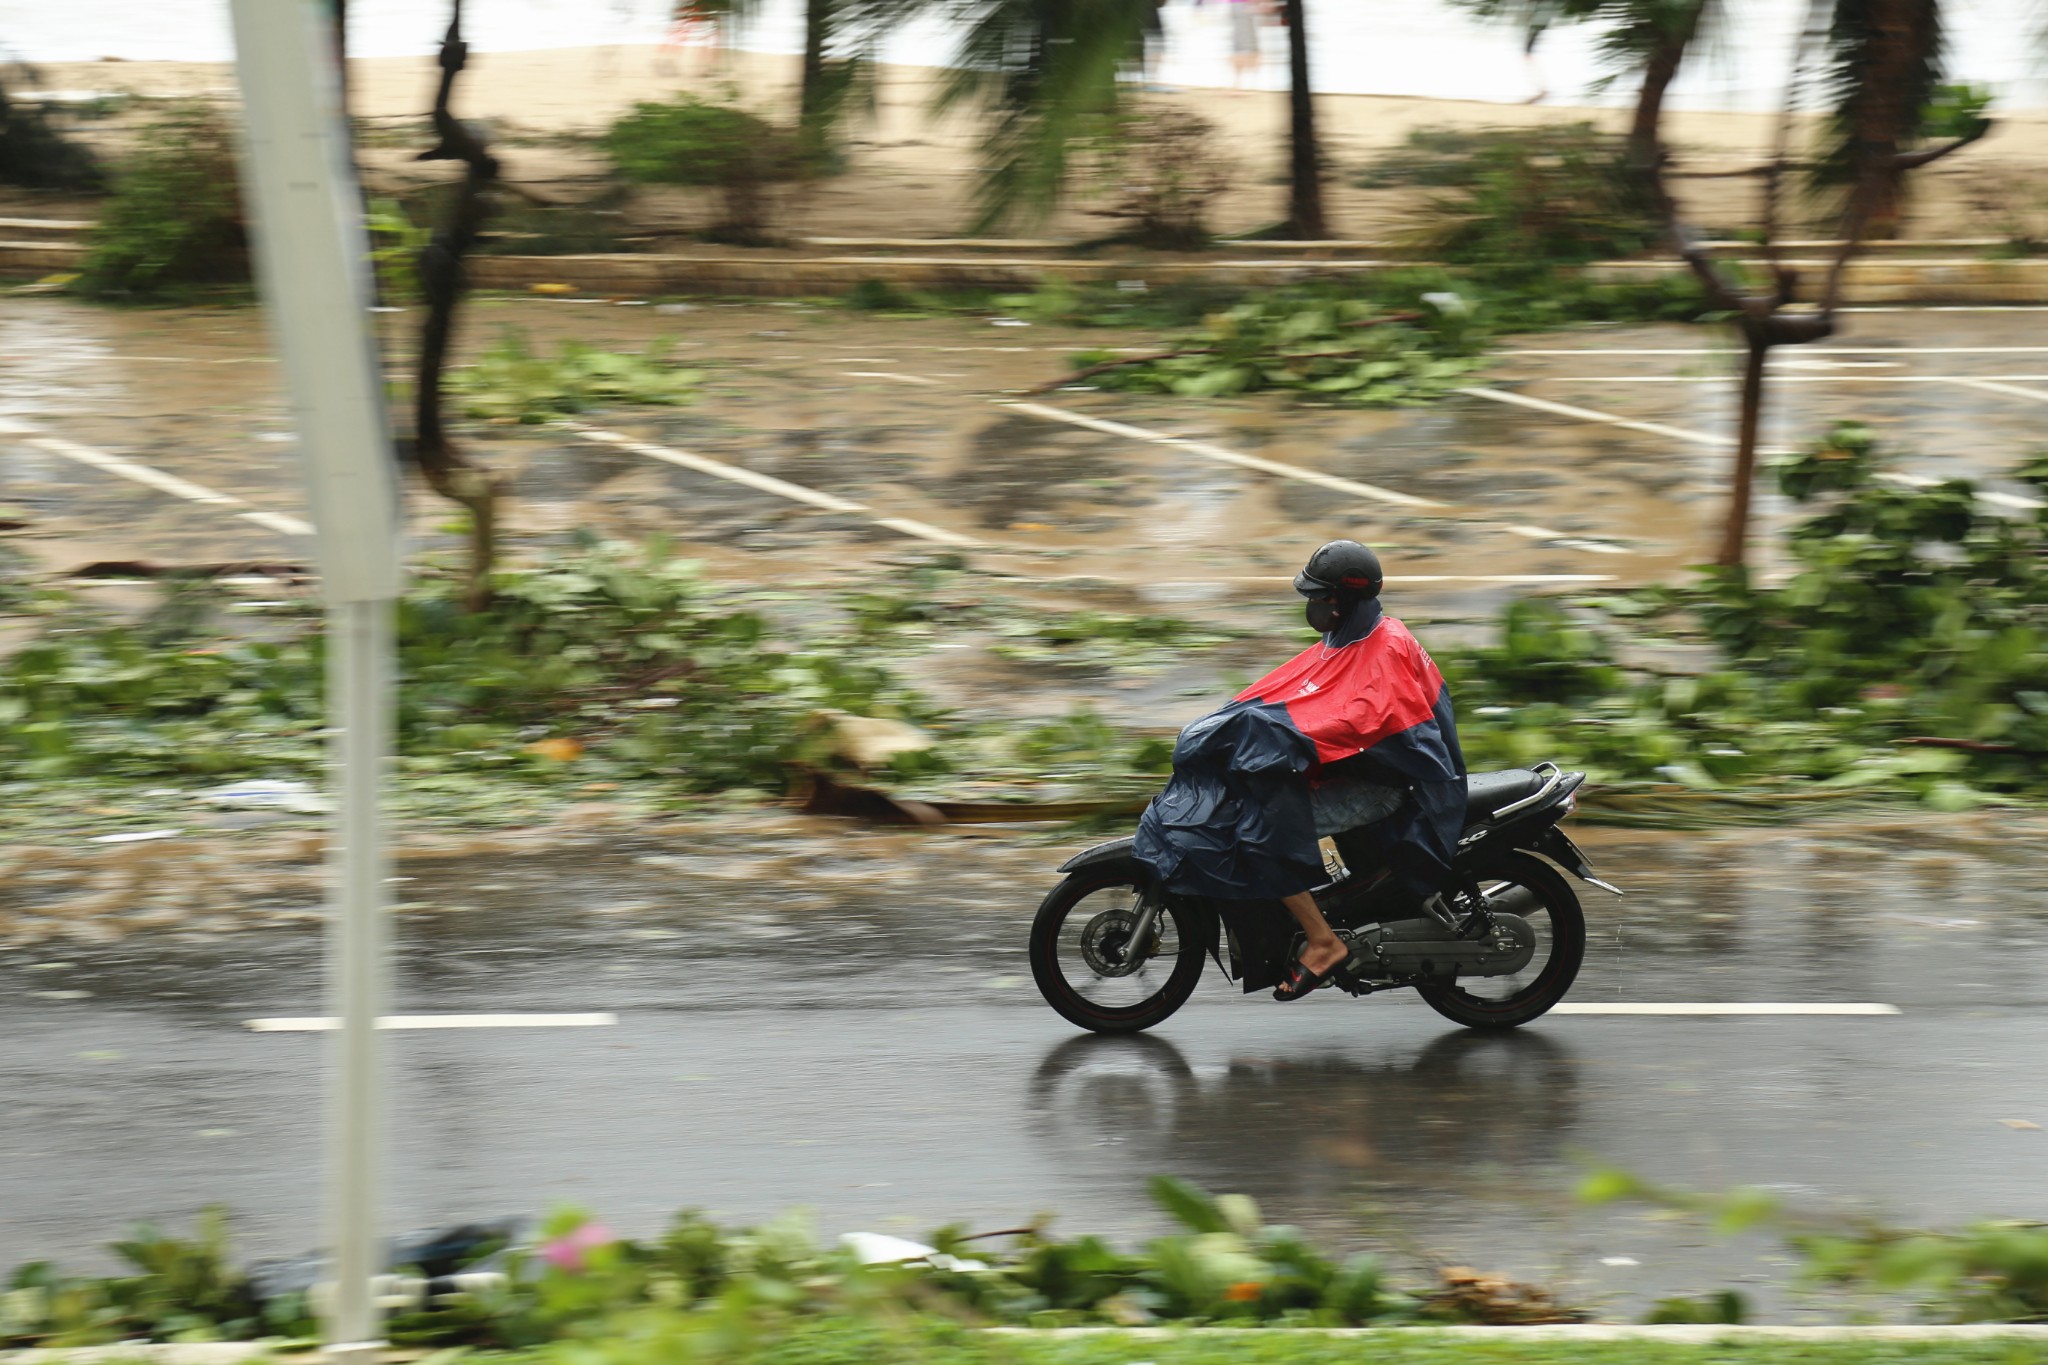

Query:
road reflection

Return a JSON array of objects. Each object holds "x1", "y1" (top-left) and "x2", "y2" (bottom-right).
[{"x1": 1027, "y1": 1028, "x2": 1581, "y2": 1210}]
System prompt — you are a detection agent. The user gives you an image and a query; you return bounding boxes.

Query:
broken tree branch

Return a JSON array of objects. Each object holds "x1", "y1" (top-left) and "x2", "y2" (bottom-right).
[{"x1": 405, "y1": 0, "x2": 506, "y2": 611}]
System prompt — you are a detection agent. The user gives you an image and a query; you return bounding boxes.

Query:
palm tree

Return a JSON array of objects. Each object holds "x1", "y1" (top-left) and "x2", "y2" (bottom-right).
[
  {"x1": 939, "y1": 0, "x2": 1159, "y2": 231},
  {"x1": 1812, "y1": 0, "x2": 1987, "y2": 237},
  {"x1": 797, "y1": 0, "x2": 928, "y2": 165},
  {"x1": 1279, "y1": 0, "x2": 1327, "y2": 238},
  {"x1": 1453, "y1": 0, "x2": 1717, "y2": 166}
]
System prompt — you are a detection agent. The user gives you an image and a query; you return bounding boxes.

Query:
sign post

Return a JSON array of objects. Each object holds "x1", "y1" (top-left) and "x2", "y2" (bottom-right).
[{"x1": 225, "y1": 3, "x2": 401, "y2": 1357}]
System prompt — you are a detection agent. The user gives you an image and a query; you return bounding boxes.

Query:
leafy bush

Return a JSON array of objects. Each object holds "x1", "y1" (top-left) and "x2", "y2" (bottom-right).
[
  {"x1": 1389, "y1": 124, "x2": 1661, "y2": 272},
  {"x1": 1080, "y1": 104, "x2": 1234, "y2": 250},
  {"x1": 0, "y1": 1208, "x2": 291, "y2": 1346},
  {"x1": 449, "y1": 329, "x2": 702, "y2": 423},
  {"x1": 74, "y1": 101, "x2": 246, "y2": 299},
  {"x1": 602, "y1": 96, "x2": 800, "y2": 245},
  {"x1": 3, "y1": 1179, "x2": 1481, "y2": 1348}
]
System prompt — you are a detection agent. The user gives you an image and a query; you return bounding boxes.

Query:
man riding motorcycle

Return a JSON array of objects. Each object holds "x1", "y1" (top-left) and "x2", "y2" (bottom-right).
[{"x1": 1132, "y1": 540, "x2": 1469, "y2": 1001}]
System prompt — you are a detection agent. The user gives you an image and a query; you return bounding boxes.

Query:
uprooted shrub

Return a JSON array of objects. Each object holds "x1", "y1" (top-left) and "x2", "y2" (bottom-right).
[
  {"x1": 74, "y1": 101, "x2": 246, "y2": 298},
  {"x1": 1080, "y1": 104, "x2": 1234, "y2": 250},
  {"x1": 0, "y1": 540, "x2": 930, "y2": 792},
  {"x1": 601, "y1": 95, "x2": 801, "y2": 245},
  {"x1": 448, "y1": 328, "x2": 702, "y2": 423},
  {"x1": 1374, "y1": 123, "x2": 1661, "y2": 273}
]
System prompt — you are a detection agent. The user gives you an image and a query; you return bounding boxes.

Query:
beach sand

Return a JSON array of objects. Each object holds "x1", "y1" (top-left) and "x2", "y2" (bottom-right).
[{"x1": 16, "y1": 45, "x2": 2048, "y2": 244}]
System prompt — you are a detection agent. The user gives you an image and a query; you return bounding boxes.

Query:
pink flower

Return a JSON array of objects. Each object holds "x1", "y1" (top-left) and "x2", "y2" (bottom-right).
[{"x1": 538, "y1": 1223, "x2": 615, "y2": 1274}]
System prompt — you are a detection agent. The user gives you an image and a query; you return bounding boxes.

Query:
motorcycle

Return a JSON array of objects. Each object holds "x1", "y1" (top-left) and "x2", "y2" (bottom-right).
[{"x1": 1028, "y1": 762, "x2": 1620, "y2": 1034}]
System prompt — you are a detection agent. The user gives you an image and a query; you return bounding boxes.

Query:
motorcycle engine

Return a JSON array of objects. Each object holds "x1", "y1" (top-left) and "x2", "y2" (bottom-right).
[{"x1": 1344, "y1": 911, "x2": 1538, "y2": 981}]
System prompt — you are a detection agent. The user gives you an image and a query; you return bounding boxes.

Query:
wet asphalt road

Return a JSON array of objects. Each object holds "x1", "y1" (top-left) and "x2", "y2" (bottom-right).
[{"x1": 7, "y1": 817, "x2": 2048, "y2": 1319}]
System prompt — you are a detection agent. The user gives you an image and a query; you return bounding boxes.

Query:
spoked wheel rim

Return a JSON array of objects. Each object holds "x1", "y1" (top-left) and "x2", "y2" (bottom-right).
[
  {"x1": 1030, "y1": 871, "x2": 1208, "y2": 1033},
  {"x1": 1048, "y1": 881, "x2": 1186, "y2": 1015}
]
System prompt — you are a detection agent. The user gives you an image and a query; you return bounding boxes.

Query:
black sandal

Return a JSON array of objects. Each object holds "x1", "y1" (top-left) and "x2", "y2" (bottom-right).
[{"x1": 1274, "y1": 944, "x2": 1351, "y2": 1002}]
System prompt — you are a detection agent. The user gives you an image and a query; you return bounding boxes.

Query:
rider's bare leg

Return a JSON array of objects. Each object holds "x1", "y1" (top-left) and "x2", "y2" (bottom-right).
[{"x1": 1281, "y1": 891, "x2": 1348, "y2": 974}]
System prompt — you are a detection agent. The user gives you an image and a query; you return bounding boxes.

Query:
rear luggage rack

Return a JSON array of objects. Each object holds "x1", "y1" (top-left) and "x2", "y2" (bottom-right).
[{"x1": 1492, "y1": 761, "x2": 1563, "y2": 820}]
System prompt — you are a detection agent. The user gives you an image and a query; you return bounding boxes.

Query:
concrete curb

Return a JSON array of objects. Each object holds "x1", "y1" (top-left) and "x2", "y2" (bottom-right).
[
  {"x1": 13, "y1": 235, "x2": 2048, "y2": 302},
  {"x1": 464, "y1": 252, "x2": 2048, "y2": 303}
]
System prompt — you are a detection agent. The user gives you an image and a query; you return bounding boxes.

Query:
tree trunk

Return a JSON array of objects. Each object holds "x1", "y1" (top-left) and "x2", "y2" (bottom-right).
[
  {"x1": 1628, "y1": 12, "x2": 1699, "y2": 170},
  {"x1": 1717, "y1": 334, "x2": 1770, "y2": 568},
  {"x1": 800, "y1": 0, "x2": 831, "y2": 159},
  {"x1": 1281, "y1": 0, "x2": 1326, "y2": 238}
]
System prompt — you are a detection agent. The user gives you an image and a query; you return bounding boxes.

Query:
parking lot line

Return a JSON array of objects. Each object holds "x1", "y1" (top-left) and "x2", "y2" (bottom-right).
[
  {"x1": 1, "y1": 417, "x2": 315, "y2": 537},
  {"x1": 1463, "y1": 380, "x2": 2048, "y2": 511},
  {"x1": 562, "y1": 421, "x2": 980, "y2": 546},
  {"x1": 1457, "y1": 386, "x2": 1739, "y2": 448},
  {"x1": 1001, "y1": 400, "x2": 1447, "y2": 510}
]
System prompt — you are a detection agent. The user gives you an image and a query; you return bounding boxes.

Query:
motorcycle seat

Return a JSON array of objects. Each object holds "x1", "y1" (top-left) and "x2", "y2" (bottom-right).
[{"x1": 1465, "y1": 768, "x2": 1547, "y2": 820}]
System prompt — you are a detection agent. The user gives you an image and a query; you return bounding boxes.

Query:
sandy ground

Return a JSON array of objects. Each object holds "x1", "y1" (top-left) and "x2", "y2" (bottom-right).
[{"x1": 16, "y1": 46, "x2": 2048, "y2": 243}]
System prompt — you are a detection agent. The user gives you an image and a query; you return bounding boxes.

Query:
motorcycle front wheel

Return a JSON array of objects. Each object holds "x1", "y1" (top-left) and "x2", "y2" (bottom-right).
[
  {"x1": 1417, "y1": 850, "x2": 1586, "y2": 1030},
  {"x1": 1029, "y1": 868, "x2": 1208, "y2": 1035}
]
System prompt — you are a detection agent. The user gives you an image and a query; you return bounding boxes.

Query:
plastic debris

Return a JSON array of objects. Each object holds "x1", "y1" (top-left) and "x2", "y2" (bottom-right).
[
  {"x1": 839, "y1": 1232, "x2": 987, "y2": 1273},
  {"x1": 197, "y1": 779, "x2": 329, "y2": 813},
  {"x1": 89, "y1": 828, "x2": 180, "y2": 844}
]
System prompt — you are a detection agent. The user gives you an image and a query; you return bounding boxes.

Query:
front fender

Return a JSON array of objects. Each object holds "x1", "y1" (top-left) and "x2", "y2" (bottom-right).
[{"x1": 1057, "y1": 835, "x2": 1139, "y2": 875}]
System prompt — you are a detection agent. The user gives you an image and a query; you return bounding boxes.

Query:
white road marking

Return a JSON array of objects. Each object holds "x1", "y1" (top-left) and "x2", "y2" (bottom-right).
[
  {"x1": 993, "y1": 572, "x2": 1620, "y2": 587},
  {"x1": 1458, "y1": 385, "x2": 1739, "y2": 449},
  {"x1": 1001, "y1": 400, "x2": 1447, "y2": 510},
  {"x1": 2, "y1": 420, "x2": 315, "y2": 537},
  {"x1": 1844, "y1": 304, "x2": 2048, "y2": 312},
  {"x1": 1524, "y1": 374, "x2": 2048, "y2": 384},
  {"x1": 1949, "y1": 376, "x2": 2048, "y2": 405},
  {"x1": 1552, "y1": 1002, "x2": 1901, "y2": 1016},
  {"x1": 1462, "y1": 384, "x2": 2046, "y2": 510},
  {"x1": 561, "y1": 421, "x2": 979, "y2": 546},
  {"x1": 246, "y1": 1013, "x2": 619, "y2": 1032},
  {"x1": 841, "y1": 370, "x2": 942, "y2": 386},
  {"x1": 1503, "y1": 345, "x2": 2048, "y2": 357}
]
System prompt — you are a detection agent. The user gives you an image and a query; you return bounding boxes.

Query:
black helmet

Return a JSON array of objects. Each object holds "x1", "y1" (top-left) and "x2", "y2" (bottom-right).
[{"x1": 1293, "y1": 540, "x2": 1383, "y2": 599}]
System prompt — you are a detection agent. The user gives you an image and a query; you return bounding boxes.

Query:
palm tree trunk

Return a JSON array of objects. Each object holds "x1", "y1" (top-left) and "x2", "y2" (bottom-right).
[
  {"x1": 1628, "y1": 8, "x2": 1702, "y2": 170},
  {"x1": 1717, "y1": 335, "x2": 1770, "y2": 568},
  {"x1": 800, "y1": 0, "x2": 832, "y2": 158},
  {"x1": 1281, "y1": 0, "x2": 1326, "y2": 238}
]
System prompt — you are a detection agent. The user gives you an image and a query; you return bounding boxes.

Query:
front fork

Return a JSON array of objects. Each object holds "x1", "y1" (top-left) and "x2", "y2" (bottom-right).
[{"x1": 1122, "y1": 886, "x2": 1165, "y2": 964}]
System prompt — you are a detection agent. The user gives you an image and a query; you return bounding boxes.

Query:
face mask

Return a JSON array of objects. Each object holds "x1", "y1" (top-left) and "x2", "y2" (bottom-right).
[{"x1": 1305, "y1": 597, "x2": 1345, "y2": 634}]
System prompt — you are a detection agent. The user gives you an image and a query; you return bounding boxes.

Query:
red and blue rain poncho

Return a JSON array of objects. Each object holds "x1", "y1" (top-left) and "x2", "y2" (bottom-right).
[{"x1": 1134, "y1": 601, "x2": 1468, "y2": 901}]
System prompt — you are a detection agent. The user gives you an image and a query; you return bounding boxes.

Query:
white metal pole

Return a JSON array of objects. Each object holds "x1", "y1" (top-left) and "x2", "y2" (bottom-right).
[
  {"x1": 323, "y1": 597, "x2": 392, "y2": 1355},
  {"x1": 227, "y1": 3, "x2": 402, "y2": 1359}
]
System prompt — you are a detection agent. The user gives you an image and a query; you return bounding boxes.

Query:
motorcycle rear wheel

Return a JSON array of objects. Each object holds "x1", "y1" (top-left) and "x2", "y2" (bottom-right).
[
  {"x1": 1030, "y1": 868, "x2": 1207, "y2": 1035},
  {"x1": 1417, "y1": 850, "x2": 1585, "y2": 1030}
]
